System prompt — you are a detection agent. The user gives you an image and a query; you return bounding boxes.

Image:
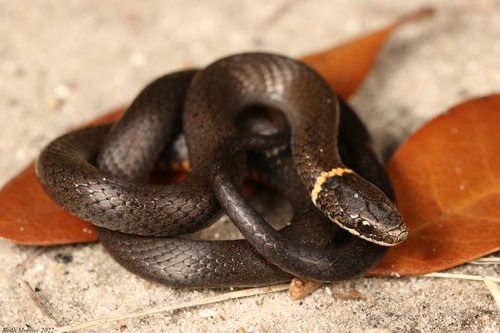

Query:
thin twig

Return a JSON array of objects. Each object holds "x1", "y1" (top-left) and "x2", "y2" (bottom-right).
[
  {"x1": 11, "y1": 246, "x2": 47, "y2": 278},
  {"x1": 9, "y1": 272, "x2": 62, "y2": 327},
  {"x1": 469, "y1": 257, "x2": 500, "y2": 265},
  {"x1": 421, "y1": 272, "x2": 500, "y2": 310},
  {"x1": 421, "y1": 272, "x2": 500, "y2": 283},
  {"x1": 54, "y1": 283, "x2": 290, "y2": 333}
]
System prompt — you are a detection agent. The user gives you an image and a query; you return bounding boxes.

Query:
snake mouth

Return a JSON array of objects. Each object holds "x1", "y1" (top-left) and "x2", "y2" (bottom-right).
[
  {"x1": 334, "y1": 218, "x2": 409, "y2": 247},
  {"x1": 358, "y1": 231, "x2": 408, "y2": 247}
]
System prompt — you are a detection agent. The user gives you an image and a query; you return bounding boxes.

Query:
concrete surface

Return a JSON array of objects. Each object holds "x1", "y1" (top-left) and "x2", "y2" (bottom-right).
[{"x1": 1, "y1": 0, "x2": 499, "y2": 332}]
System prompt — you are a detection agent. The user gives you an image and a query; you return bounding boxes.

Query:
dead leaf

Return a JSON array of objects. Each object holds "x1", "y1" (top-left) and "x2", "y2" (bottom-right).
[
  {"x1": 0, "y1": 162, "x2": 97, "y2": 245},
  {"x1": 302, "y1": 8, "x2": 433, "y2": 100},
  {"x1": 0, "y1": 9, "x2": 431, "y2": 252},
  {"x1": 0, "y1": 110, "x2": 124, "y2": 245},
  {"x1": 289, "y1": 278, "x2": 324, "y2": 300},
  {"x1": 370, "y1": 95, "x2": 500, "y2": 276}
]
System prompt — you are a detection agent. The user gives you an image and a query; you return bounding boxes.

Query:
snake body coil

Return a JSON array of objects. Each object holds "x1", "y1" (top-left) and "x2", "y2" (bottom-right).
[{"x1": 36, "y1": 53, "x2": 407, "y2": 287}]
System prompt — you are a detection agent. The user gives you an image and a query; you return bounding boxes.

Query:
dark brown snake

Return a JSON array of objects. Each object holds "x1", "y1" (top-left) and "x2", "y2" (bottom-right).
[{"x1": 36, "y1": 53, "x2": 408, "y2": 288}]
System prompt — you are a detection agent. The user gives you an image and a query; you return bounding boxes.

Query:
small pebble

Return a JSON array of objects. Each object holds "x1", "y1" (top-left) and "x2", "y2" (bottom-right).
[{"x1": 200, "y1": 309, "x2": 218, "y2": 318}]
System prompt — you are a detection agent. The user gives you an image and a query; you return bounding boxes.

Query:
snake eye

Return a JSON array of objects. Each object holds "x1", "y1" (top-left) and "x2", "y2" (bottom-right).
[{"x1": 357, "y1": 220, "x2": 374, "y2": 235}]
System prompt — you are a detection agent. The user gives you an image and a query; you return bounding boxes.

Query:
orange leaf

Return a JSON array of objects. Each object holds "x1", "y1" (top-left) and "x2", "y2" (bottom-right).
[
  {"x1": 0, "y1": 162, "x2": 97, "y2": 245},
  {"x1": 370, "y1": 95, "x2": 500, "y2": 276},
  {"x1": 0, "y1": 9, "x2": 432, "y2": 247},
  {"x1": 301, "y1": 8, "x2": 433, "y2": 100},
  {"x1": 0, "y1": 109, "x2": 125, "y2": 245}
]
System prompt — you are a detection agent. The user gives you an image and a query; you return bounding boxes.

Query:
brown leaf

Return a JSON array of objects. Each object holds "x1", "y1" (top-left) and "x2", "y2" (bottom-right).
[
  {"x1": 301, "y1": 8, "x2": 433, "y2": 100},
  {"x1": 0, "y1": 9, "x2": 431, "y2": 247},
  {"x1": 0, "y1": 163, "x2": 97, "y2": 245},
  {"x1": 0, "y1": 110, "x2": 125, "y2": 245},
  {"x1": 370, "y1": 95, "x2": 500, "y2": 276}
]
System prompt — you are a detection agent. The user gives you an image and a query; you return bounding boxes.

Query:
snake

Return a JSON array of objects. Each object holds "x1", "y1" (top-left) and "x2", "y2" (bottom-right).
[{"x1": 36, "y1": 53, "x2": 408, "y2": 287}]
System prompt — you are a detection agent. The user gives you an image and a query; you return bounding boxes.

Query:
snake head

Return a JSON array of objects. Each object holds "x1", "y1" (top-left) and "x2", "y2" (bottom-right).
[{"x1": 312, "y1": 168, "x2": 409, "y2": 246}]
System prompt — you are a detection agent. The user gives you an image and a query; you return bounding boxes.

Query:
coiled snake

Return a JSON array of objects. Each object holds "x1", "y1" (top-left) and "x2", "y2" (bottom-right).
[{"x1": 36, "y1": 53, "x2": 408, "y2": 288}]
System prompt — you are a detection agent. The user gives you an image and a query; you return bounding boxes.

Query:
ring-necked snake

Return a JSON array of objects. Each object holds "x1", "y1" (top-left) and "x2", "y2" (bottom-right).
[{"x1": 36, "y1": 53, "x2": 408, "y2": 288}]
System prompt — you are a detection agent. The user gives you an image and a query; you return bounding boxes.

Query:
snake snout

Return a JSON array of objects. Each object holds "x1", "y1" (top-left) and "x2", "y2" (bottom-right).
[
  {"x1": 353, "y1": 199, "x2": 408, "y2": 246},
  {"x1": 388, "y1": 217, "x2": 410, "y2": 244},
  {"x1": 377, "y1": 212, "x2": 409, "y2": 246}
]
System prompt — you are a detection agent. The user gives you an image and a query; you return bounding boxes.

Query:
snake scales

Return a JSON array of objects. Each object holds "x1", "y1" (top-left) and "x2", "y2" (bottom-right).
[{"x1": 36, "y1": 53, "x2": 408, "y2": 287}]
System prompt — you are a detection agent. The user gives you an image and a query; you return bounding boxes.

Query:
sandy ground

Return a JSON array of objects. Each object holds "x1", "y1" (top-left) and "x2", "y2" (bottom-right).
[{"x1": 1, "y1": 0, "x2": 500, "y2": 332}]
